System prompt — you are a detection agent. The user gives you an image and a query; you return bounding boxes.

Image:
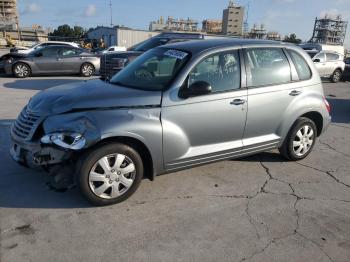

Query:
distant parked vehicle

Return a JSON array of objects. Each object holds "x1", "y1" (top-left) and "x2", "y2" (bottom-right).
[
  {"x1": 2, "y1": 45, "x2": 100, "y2": 78},
  {"x1": 305, "y1": 50, "x2": 345, "y2": 83},
  {"x1": 10, "y1": 41, "x2": 81, "y2": 54},
  {"x1": 100, "y1": 32, "x2": 206, "y2": 79},
  {"x1": 102, "y1": 46, "x2": 127, "y2": 53},
  {"x1": 343, "y1": 57, "x2": 350, "y2": 80}
]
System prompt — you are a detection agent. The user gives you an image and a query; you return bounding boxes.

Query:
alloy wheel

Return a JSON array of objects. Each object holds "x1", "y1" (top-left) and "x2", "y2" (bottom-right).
[
  {"x1": 82, "y1": 64, "x2": 94, "y2": 76},
  {"x1": 14, "y1": 64, "x2": 29, "y2": 77},
  {"x1": 88, "y1": 153, "x2": 136, "y2": 199},
  {"x1": 292, "y1": 125, "x2": 315, "y2": 157},
  {"x1": 333, "y1": 71, "x2": 341, "y2": 82}
]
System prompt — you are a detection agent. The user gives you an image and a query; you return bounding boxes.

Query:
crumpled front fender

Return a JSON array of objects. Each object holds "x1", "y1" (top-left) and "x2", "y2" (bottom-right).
[{"x1": 42, "y1": 112, "x2": 101, "y2": 149}]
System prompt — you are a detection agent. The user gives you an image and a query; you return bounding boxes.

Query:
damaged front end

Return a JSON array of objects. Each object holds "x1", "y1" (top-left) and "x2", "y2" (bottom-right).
[{"x1": 10, "y1": 106, "x2": 100, "y2": 169}]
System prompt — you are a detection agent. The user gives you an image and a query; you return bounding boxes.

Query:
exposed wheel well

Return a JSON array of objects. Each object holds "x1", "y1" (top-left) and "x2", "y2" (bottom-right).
[
  {"x1": 301, "y1": 111, "x2": 323, "y2": 136},
  {"x1": 334, "y1": 68, "x2": 343, "y2": 73},
  {"x1": 92, "y1": 136, "x2": 154, "y2": 181}
]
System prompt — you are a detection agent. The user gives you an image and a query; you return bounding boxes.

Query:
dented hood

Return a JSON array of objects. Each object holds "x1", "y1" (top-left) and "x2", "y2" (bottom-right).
[{"x1": 28, "y1": 79, "x2": 162, "y2": 115}]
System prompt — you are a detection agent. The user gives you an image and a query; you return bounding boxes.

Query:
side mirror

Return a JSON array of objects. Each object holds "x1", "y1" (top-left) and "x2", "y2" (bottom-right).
[
  {"x1": 313, "y1": 58, "x2": 321, "y2": 63},
  {"x1": 179, "y1": 81, "x2": 212, "y2": 99},
  {"x1": 35, "y1": 53, "x2": 43, "y2": 57}
]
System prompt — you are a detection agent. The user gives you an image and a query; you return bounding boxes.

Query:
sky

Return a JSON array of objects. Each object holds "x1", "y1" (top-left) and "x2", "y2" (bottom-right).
[{"x1": 18, "y1": 0, "x2": 350, "y2": 48}]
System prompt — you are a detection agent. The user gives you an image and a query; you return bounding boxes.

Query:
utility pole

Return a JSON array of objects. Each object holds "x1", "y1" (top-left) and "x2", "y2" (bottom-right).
[{"x1": 109, "y1": 0, "x2": 113, "y2": 27}]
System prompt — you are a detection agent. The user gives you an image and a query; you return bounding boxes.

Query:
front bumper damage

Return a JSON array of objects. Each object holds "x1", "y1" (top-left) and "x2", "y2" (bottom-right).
[
  {"x1": 10, "y1": 112, "x2": 99, "y2": 168},
  {"x1": 10, "y1": 132, "x2": 72, "y2": 168}
]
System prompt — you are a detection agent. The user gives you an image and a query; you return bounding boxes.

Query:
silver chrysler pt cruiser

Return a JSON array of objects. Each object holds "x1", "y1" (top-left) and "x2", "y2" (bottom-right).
[{"x1": 10, "y1": 39, "x2": 331, "y2": 206}]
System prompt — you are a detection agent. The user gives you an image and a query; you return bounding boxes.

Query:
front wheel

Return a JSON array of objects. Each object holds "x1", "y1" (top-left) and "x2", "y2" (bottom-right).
[
  {"x1": 80, "y1": 63, "x2": 95, "y2": 77},
  {"x1": 13, "y1": 62, "x2": 31, "y2": 78},
  {"x1": 331, "y1": 69, "x2": 342, "y2": 83},
  {"x1": 279, "y1": 117, "x2": 317, "y2": 161},
  {"x1": 77, "y1": 143, "x2": 144, "y2": 206}
]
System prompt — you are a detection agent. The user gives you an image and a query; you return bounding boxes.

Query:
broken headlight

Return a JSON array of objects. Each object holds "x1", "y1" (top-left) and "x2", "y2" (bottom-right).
[{"x1": 41, "y1": 132, "x2": 86, "y2": 150}]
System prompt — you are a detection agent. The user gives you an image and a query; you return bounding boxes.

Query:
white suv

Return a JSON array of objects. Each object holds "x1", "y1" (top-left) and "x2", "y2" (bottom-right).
[{"x1": 308, "y1": 51, "x2": 345, "y2": 83}]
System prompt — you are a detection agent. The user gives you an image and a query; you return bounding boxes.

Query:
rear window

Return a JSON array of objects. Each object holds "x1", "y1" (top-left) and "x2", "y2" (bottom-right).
[
  {"x1": 326, "y1": 53, "x2": 340, "y2": 61},
  {"x1": 289, "y1": 50, "x2": 312, "y2": 81},
  {"x1": 246, "y1": 48, "x2": 291, "y2": 87}
]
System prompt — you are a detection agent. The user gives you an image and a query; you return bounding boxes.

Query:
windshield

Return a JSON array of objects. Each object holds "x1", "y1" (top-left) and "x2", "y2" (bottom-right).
[
  {"x1": 28, "y1": 45, "x2": 46, "y2": 55},
  {"x1": 110, "y1": 48, "x2": 190, "y2": 91},
  {"x1": 128, "y1": 38, "x2": 169, "y2": 52}
]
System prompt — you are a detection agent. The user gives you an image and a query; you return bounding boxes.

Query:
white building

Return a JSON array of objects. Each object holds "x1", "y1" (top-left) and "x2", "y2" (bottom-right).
[{"x1": 87, "y1": 26, "x2": 159, "y2": 48}]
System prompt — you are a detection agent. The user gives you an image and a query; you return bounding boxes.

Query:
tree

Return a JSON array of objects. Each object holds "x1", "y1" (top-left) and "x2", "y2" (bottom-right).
[
  {"x1": 283, "y1": 34, "x2": 302, "y2": 44},
  {"x1": 49, "y1": 24, "x2": 86, "y2": 39}
]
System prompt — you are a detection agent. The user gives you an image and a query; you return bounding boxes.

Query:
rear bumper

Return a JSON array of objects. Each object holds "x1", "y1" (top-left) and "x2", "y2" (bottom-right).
[{"x1": 322, "y1": 114, "x2": 332, "y2": 135}]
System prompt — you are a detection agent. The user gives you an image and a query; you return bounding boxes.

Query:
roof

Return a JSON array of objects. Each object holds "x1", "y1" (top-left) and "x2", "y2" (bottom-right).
[{"x1": 160, "y1": 38, "x2": 292, "y2": 54}]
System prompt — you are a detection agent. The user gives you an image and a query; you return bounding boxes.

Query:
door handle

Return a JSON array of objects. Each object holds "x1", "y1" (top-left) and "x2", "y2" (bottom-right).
[
  {"x1": 289, "y1": 90, "x2": 302, "y2": 96},
  {"x1": 230, "y1": 99, "x2": 246, "y2": 105},
  {"x1": 57, "y1": 58, "x2": 62, "y2": 61}
]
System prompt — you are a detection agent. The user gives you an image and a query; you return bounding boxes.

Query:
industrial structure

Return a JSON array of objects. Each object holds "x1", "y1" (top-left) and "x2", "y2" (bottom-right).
[
  {"x1": 309, "y1": 15, "x2": 348, "y2": 46},
  {"x1": 149, "y1": 16, "x2": 199, "y2": 32},
  {"x1": 202, "y1": 19, "x2": 222, "y2": 34},
  {"x1": 0, "y1": 0, "x2": 18, "y2": 29},
  {"x1": 222, "y1": 0, "x2": 244, "y2": 36},
  {"x1": 86, "y1": 26, "x2": 159, "y2": 48}
]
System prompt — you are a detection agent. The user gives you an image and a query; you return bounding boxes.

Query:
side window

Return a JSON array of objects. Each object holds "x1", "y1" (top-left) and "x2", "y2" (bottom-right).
[
  {"x1": 246, "y1": 48, "x2": 291, "y2": 87},
  {"x1": 314, "y1": 53, "x2": 325, "y2": 63},
  {"x1": 188, "y1": 50, "x2": 241, "y2": 92},
  {"x1": 289, "y1": 50, "x2": 312, "y2": 81},
  {"x1": 59, "y1": 47, "x2": 81, "y2": 57},
  {"x1": 326, "y1": 53, "x2": 339, "y2": 61},
  {"x1": 41, "y1": 47, "x2": 59, "y2": 57}
]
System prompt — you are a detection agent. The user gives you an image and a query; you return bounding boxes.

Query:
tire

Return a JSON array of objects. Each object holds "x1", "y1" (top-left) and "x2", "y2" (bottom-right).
[
  {"x1": 80, "y1": 63, "x2": 95, "y2": 77},
  {"x1": 77, "y1": 143, "x2": 144, "y2": 206},
  {"x1": 331, "y1": 69, "x2": 342, "y2": 83},
  {"x1": 13, "y1": 62, "x2": 31, "y2": 78},
  {"x1": 279, "y1": 117, "x2": 317, "y2": 161}
]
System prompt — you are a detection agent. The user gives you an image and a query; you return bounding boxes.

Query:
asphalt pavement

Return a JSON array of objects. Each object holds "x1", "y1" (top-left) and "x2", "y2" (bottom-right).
[{"x1": 0, "y1": 75, "x2": 349, "y2": 262}]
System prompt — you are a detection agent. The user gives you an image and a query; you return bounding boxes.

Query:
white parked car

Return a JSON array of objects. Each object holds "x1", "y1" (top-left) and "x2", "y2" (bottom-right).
[
  {"x1": 102, "y1": 46, "x2": 127, "y2": 53},
  {"x1": 11, "y1": 41, "x2": 81, "y2": 54},
  {"x1": 306, "y1": 50, "x2": 345, "y2": 83}
]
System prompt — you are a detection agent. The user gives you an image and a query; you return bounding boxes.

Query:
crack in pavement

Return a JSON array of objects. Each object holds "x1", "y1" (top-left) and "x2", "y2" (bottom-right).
[
  {"x1": 319, "y1": 139, "x2": 350, "y2": 159},
  {"x1": 237, "y1": 160, "x2": 339, "y2": 262},
  {"x1": 296, "y1": 162, "x2": 350, "y2": 189},
  {"x1": 330, "y1": 123, "x2": 350, "y2": 130}
]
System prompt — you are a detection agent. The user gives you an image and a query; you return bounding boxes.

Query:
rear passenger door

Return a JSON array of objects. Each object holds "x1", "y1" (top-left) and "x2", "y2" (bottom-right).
[
  {"x1": 324, "y1": 52, "x2": 340, "y2": 76},
  {"x1": 242, "y1": 47, "x2": 310, "y2": 151},
  {"x1": 57, "y1": 47, "x2": 82, "y2": 73}
]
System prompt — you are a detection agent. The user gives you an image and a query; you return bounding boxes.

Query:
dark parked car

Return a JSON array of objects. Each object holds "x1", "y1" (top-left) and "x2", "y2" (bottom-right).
[
  {"x1": 1, "y1": 45, "x2": 100, "y2": 78},
  {"x1": 343, "y1": 57, "x2": 350, "y2": 80},
  {"x1": 100, "y1": 32, "x2": 206, "y2": 79}
]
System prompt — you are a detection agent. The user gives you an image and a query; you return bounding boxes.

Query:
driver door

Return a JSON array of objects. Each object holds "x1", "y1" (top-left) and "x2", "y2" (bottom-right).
[
  {"x1": 33, "y1": 46, "x2": 60, "y2": 73},
  {"x1": 162, "y1": 49, "x2": 247, "y2": 171},
  {"x1": 313, "y1": 53, "x2": 327, "y2": 76}
]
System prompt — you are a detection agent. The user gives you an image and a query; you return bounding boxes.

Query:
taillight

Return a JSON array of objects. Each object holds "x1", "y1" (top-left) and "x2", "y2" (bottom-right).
[{"x1": 324, "y1": 97, "x2": 331, "y2": 113}]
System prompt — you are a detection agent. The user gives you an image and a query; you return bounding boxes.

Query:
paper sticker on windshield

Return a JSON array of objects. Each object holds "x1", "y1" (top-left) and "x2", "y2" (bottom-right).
[{"x1": 164, "y1": 50, "x2": 188, "y2": 60}]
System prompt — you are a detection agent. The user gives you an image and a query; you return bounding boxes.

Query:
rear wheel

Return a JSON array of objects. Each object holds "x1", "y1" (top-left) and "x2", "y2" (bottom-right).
[
  {"x1": 80, "y1": 63, "x2": 95, "y2": 77},
  {"x1": 331, "y1": 69, "x2": 342, "y2": 83},
  {"x1": 77, "y1": 143, "x2": 143, "y2": 206},
  {"x1": 279, "y1": 117, "x2": 317, "y2": 161},
  {"x1": 13, "y1": 62, "x2": 31, "y2": 78}
]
